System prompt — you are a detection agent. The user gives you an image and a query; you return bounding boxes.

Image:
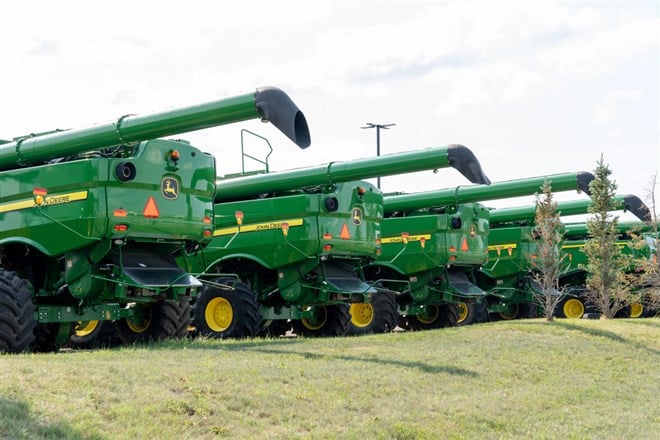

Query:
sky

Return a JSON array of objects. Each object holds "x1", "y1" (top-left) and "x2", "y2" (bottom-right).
[{"x1": 1, "y1": 0, "x2": 658, "y2": 222}]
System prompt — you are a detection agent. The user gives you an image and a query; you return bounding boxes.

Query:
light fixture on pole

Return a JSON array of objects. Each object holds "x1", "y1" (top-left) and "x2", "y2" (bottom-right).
[{"x1": 361, "y1": 122, "x2": 395, "y2": 189}]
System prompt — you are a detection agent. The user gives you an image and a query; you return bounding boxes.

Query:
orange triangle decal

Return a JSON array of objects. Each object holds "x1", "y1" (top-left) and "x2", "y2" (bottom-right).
[
  {"x1": 460, "y1": 238, "x2": 469, "y2": 251},
  {"x1": 340, "y1": 224, "x2": 350, "y2": 240},
  {"x1": 143, "y1": 196, "x2": 160, "y2": 218}
]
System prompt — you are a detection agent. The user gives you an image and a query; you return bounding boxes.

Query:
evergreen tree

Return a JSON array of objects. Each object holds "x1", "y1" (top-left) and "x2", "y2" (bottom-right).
[
  {"x1": 529, "y1": 179, "x2": 567, "y2": 321},
  {"x1": 583, "y1": 155, "x2": 632, "y2": 318}
]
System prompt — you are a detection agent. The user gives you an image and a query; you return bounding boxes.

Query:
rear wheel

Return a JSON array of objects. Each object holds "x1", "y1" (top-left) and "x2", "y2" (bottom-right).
[
  {"x1": 346, "y1": 292, "x2": 398, "y2": 335},
  {"x1": 192, "y1": 278, "x2": 262, "y2": 338},
  {"x1": 116, "y1": 300, "x2": 191, "y2": 344},
  {"x1": 498, "y1": 304, "x2": 520, "y2": 320},
  {"x1": 406, "y1": 303, "x2": 459, "y2": 330},
  {"x1": 629, "y1": 303, "x2": 644, "y2": 318},
  {"x1": 0, "y1": 269, "x2": 36, "y2": 353},
  {"x1": 558, "y1": 297, "x2": 585, "y2": 319},
  {"x1": 68, "y1": 320, "x2": 120, "y2": 349},
  {"x1": 292, "y1": 304, "x2": 350, "y2": 337},
  {"x1": 457, "y1": 301, "x2": 489, "y2": 326}
]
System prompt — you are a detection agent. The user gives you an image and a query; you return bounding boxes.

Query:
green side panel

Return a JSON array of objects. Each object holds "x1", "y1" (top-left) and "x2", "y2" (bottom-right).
[
  {"x1": 105, "y1": 139, "x2": 216, "y2": 241},
  {"x1": 480, "y1": 226, "x2": 537, "y2": 279},
  {"x1": 374, "y1": 203, "x2": 489, "y2": 275},
  {"x1": 200, "y1": 181, "x2": 381, "y2": 274},
  {"x1": 0, "y1": 160, "x2": 108, "y2": 255}
]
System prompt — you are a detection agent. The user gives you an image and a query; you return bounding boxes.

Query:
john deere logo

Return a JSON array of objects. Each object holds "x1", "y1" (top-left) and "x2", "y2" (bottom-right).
[
  {"x1": 351, "y1": 208, "x2": 363, "y2": 225},
  {"x1": 469, "y1": 224, "x2": 477, "y2": 238},
  {"x1": 162, "y1": 177, "x2": 179, "y2": 200}
]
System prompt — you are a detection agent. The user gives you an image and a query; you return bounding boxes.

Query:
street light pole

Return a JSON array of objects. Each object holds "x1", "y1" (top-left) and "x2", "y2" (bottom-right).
[{"x1": 361, "y1": 122, "x2": 395, "y2": 189}]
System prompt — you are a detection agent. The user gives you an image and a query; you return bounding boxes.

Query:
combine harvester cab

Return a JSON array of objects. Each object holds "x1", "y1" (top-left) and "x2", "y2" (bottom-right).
[
  {"x1": 487, "y1": 194, "x2": 651, "y2": 320},
  {"x1": 185, "y1": 144, "x2": 489, "y2": 337},
  {"x1": 0, "y1": 87, "x2": 310, "y2": 353},
  {"x1": 379, "y1": 171, "x2": 595, "y2": 328}
]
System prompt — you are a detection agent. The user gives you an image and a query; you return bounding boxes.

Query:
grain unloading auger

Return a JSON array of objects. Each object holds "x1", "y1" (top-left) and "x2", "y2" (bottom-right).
[
  {"x1": 0, "y1": 87, "x2": 311, "y2": 353},
  {"x1": 484, "y1": 195, "x2": 651, "y2": 320},
  {"x1": 182, "y1": 145, "x2": 490, "y2": 337},
  {"x1": 371, "y1": 172, "x2": 594, "y2": 329}
]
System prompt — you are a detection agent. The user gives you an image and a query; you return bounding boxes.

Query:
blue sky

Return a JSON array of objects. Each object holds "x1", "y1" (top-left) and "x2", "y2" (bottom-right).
[{"x1": 1, "y1": 0, "x2": 658, "y2": 221}]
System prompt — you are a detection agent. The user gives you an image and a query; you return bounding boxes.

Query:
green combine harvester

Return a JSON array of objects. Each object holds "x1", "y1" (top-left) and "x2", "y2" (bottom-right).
[
  {"x1": 371, "y1": 172, "x2": 593, "y2": 329},
  {"x1": 484, "y1": 195, "x2": 651, "y2": 320},
  {"x1": 182, "y1": 145, "x2": 490, "y2": 337},
  {"x1": 0, "y1": 87, "x2": 310, "y2": 353},
  {"x1": 558, "y1": 218, "x2": 656, "y2": 318}
]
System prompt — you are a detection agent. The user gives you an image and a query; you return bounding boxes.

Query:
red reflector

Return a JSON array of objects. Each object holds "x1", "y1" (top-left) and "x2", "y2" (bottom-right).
[
  {"x1": 143, "y1": 197, "x2": 160, "y2": 218},
  {"x1": 33, "y1": 187, "x2": 47, "y2": 196},
  {"x1": 323, "y1": 233, "x2": 332, "y2": 240},
  {"x1": 281, "y1": 222, "x2": 289, "y2": 236},
  {"x1": 420, "y1": 237, "x2": 426, "y2": 248},
  {"x1": 356, "y1": 186, "x2": 366, "y2": 196},
  {"x1": 170, "y1": 150, "x2": 180, "y2": 161},
  {"x1": 449, "y1": 246, "x2": 457, "y2": 252},
  {"x1": 340, "y1": 224, "x2": 350, "y2": 240},
  {"x1": 323, "y1": 244, "x2": 333, "y2": 251},
  {"x1": 461, "y1": 238, "x2": 469, "y2": 251},
  {"x1": 203, "y1": 216, "x2": 211, "y2": 225},
  {"x1": 401, "y1": 232, "x2": 409, "y2": 244},
  {"x1": 114, "y1": 209, "x2": 127, "y2": 217},
  {"x1": 203, "y1": 229, "x2": 212, "y2": 237},
  {"x1": 376, "y1": 248, "x2": 382, "y2": 256},
  {"x1": 114, "y1": 224, "x2": 128, "y2": 232},
  {"x1": 235, "y1": 211, "x2": 244, "y2": 225},
  {"x1": 449, "y1": 255, "x2": 456, "y2": 261},
  {"x1": 376, "y1": 238, "x2": 381, "y2": 245}
]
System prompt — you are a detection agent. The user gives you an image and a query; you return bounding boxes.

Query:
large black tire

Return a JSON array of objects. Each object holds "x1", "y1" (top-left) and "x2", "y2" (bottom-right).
[
  {"x1": 346, "y1": 292, "x2": 398, "y2": 336},
  {"x1": 260, "y1": 319, "x2": 292, "y2": 338},
  {"x1": 518, "y1": 302, "x2": 538, "y2": 319},
  {"x1": 405, "y1": 303, "x2": 459, "y2": 330},
  {"x1": 31, "y1": 323, "x2": 62, "y2": 353},
  {"x1": 292, "y1": 304, "x2": 351, "y2": 337},
  {"x1": 116, "y1": 300, "x2": 191, "y2": 344},
  {"x1": 68, "y1": 320, "x2": 121, "y2": 349},
  {"x1": 0, "y1": 269, "x2": 36, "y2": 353},
  {"x1": 457, "y1": 301, "x2": 489, "y2": 326},
  {"x1": 192, "y1": 278, "x2": 262, "y2": 339}
]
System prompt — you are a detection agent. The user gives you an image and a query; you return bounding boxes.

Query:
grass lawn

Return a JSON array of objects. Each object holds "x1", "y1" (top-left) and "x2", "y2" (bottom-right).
[{"x1": 1, "y1": 318, "x2": 658, "y2": 439}]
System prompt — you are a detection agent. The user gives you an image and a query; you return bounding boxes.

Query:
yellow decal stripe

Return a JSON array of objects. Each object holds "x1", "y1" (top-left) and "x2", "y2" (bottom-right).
[
  {"x1": 213, "y1": 218, "x2": 304, "y2": 237},
  {"x1": 563, "y1": 242, "x2": 627, "y2": 250},
  {"x1": 0, "y1": 190, "x2": 88, "y2": 213},
  {"x1": 488, "y1": 243, "x2": 517, "y2": 251},
  {"x1": 381, "y1": 234, "x2": 432, "y2": 244}
]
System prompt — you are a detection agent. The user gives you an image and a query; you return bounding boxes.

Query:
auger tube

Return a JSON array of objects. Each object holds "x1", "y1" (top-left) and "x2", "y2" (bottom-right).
[
  {"x1": 488, "y1": 194, "x2": 651, "y2": 224},
  {"x1": 215, "y1": 144, "x2": 489, "y2": 202},
  {"x1": 383, "y1": 171, "x2": 595, "y2": 215},
  {"x1": 0, "y1": 86, "x2": 310, "y2": 171}
]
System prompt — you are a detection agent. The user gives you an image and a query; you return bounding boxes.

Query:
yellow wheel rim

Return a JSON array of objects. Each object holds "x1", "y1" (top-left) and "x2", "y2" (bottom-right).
[
  {"x1": 630, "y1": 303, "x2": 643, "y2": 318},
  {"x1": 499, "y1": 304, "x2": 519, "y2": 320},
  {"x1": 563, "y1": 298, "x2": 585, "y2": 319},
  {"x1": 205, "y1": 297, "x2": 233, "y2": 332},
  {"x1": 126, "y1": 304, "x2": 152, "y2": 333},
  {"x1": 457, "y1": 303, "x2": 469, "y2": 323},
  {"x1": 301, "y1": 307, "x2": 328, "y2": 330},
  {"x1": 74, "y1": 321, "x2": 100, "y2": 337},
  {"x1": 350, "y1": 303, "x2": 374, "y2": 328},
  {"x1": 417, "y1": 306, "x2": 439, "y2": 324}
]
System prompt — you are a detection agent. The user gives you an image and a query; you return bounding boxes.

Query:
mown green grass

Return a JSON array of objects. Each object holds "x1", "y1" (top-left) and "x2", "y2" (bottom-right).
[{"x1": 1, "y1": 318, "x2": 658, "y2": 439}]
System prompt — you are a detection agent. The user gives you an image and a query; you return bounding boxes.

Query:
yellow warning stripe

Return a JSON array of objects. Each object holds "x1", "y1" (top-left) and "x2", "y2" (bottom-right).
[
  {"x1": 488, "y1": 243, "x2": 517, "y2": 251},
  {"x1": 563, "y1": 242, "x2": 628, "y2": 250},
  {"x1": 213, "y1": 218, "x2": 304, "y2": 237},
  {"x1": 381, "y1": 234, "x2": 432, "y2": 244},
  {"x1": 0, "y1": 190, "x2": 88, "y2": 213}
]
